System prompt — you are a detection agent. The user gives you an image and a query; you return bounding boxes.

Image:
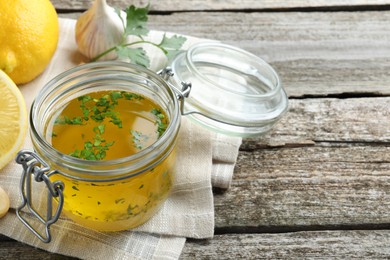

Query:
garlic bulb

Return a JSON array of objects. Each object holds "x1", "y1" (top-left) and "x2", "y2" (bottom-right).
[{"x1": 75, "y1": 0, "x2": 126, "y2": 60}]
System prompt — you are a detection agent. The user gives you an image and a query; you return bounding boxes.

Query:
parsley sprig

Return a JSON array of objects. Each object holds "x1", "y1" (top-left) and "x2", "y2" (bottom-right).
[{"x1": 91, "y1": 5, "x2": 187, "y2": 67}]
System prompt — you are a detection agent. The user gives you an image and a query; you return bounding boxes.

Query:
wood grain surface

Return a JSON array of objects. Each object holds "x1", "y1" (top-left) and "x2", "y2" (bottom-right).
[
  {"x1": 60, "y1": 11, "x2": 390, "y2": 97},
  {"x1": 53, "y1": 0, "x2": 390, "y2": 11},
  {"x1": 1, "y1": 1, "x2": 390, "y2": 259}
]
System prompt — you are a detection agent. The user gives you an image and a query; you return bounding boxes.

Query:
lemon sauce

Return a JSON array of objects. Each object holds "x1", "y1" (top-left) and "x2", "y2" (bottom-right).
[{"x1": 46, "y1": 90, "x2": 174, "y2": 231}]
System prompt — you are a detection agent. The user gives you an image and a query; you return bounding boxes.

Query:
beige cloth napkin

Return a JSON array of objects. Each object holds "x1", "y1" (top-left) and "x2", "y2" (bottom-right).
[{"x1": 0, "y1": 18, "x2": 242, "y2": 259}]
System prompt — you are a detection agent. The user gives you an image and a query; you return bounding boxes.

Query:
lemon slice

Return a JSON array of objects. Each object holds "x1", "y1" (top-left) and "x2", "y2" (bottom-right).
[{"x1": 0, "y1": 69, "x2": 28, "y2": 170}]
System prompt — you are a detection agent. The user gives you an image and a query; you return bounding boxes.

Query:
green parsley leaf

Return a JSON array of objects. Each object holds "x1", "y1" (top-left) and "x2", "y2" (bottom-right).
[
  {"x1": 124, "y1": 5, "x2": 149, "y2": 37},
  {"x1": 109, "y1": 115, "x2": 123, "y2": 128},
  {"x1": 115, "y1": 46, "x2": 150, "y2": 67},
  {"x1": 94, "y1": 124, "x2": 105, "y2": 134},
  {"x1": 69, "y1": 150, "x2": 81, "y2": 158},
  {"x1": 157, "y1": 34, "x2": 187, "y2": 60},
  {"x1": 122, "y1": 92, "x2": 144, "y2": 100},
  {"x1": 56, "y1": 115, "x2": 84, "y2": 125},
  {"x1": 151, "y1": 108, "x2": 167, "y2": 137},
  {"x1": 110, "y1": 91, "x2": 123, "y2": 105},
  {"x1": 158, "y1": 34, "x2": 187, "y2": 51},
  {"x1": 69, "y1": 127, "x2": 115, "y2": 161}
]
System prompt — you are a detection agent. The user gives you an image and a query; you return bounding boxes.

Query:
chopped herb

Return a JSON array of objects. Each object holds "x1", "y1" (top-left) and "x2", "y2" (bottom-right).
[
  {"x1": 139, "y1": 184, "x2": 144, "y2": 189},
  {"x1": 109, "y1": 114, "x2": 123, "y2": 128},
  {"x1": 95, "y1": 124, "x2": 105, "y2": 134},
  {"x1": 78, "y1": 95, "x2": 92, "y2": 120},
  {"x1": 110, "y1": 91, "x2": 123, "y2": 105},
  {"x1": 72, "y1": 186, "x2": 79, "y2": 191},
  {"x1": 151, "y1": 108, "x2": 167, "y2": 137},
  {"x1": 53, "y1": 91, "x2": 167, "y2": 161},
  {"x1": 69, "y1": 123, "x2": 115, "y2": 160},
  {"x1": 115, "y1": 198, "x2": 126, "y2": 204},
  {"x1": 56, "y1": 92, "x2": 126, "y2": 129},
  {"x1": 127, "y1": 204, "x2": 139, "y2": 215},
  {"x1": 95, "y1": 95, "x2": 110, "y2": 107},
  {"x1": 55, "y1": 115, "x2": 84, "y2": 125},
  {"x1": 122, "y1": 92, "x2": 144, "y2": 100}
]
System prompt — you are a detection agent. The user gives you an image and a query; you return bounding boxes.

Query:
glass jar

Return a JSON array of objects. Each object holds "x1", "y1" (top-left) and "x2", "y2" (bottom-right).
[
  {"x1": 16, "y1": 42, "x2": 288, "y2": 243},
  {"x1": 16, "y1": 62, "x2": 181, "y2": 242}
]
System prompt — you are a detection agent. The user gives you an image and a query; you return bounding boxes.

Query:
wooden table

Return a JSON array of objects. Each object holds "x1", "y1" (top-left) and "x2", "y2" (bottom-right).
[{"x1": 2, "y1": 1, "x2": 390, "y2": 258}]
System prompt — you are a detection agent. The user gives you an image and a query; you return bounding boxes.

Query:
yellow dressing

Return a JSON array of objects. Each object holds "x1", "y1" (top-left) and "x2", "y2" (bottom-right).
[{"x1": 46, "y1": 90, "x2": 175, "y2": 231}]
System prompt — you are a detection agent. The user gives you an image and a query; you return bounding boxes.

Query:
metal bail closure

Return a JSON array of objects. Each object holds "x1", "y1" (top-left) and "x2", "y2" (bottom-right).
[
  {"x1": 159, "y1": 67, "x2": 192, "y2": 115},
  {"x1": 15, "y1": 150, "x2": 65, "y2": 243}
]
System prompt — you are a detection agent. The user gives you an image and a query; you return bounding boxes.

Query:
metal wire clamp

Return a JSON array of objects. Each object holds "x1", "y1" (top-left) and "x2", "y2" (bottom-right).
[
  {"x1": 158, "y1": 67, "x2": 192, "y2": 115},
  {"x1": 15, "y1": 150, "x2": 64, "y2": 243}
]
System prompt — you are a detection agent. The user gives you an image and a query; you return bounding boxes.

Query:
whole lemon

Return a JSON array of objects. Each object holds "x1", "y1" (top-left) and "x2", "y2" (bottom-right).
[{"x1": 0, "y1": 0, "x2": 59, "y2": 84}]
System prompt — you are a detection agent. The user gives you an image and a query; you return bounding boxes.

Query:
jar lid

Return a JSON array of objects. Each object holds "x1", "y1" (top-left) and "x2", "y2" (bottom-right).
[{"x1": 168, "y1": 42, "x2": 288, "y2": 137}]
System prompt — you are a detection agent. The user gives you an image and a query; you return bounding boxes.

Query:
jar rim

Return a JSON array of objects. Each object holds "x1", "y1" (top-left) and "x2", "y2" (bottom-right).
[
  {"x1": 186, "y1": 42, "x2": 282, "y2": 99},
  {"x1": 30, "y1": 61, "x2": 180, "y2": 178}
]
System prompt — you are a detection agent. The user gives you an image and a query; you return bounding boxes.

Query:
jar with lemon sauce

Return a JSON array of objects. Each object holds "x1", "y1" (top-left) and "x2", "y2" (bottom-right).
[
  {"x1": 16, "y1": 42, "x2": 288, "y2": 243},
  {"x1": 16, "y1": 62, "x2": 181, "y2": 242}
]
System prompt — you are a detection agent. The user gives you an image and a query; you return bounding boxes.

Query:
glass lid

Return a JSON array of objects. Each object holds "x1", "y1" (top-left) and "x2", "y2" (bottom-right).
[{"x1": 168, "y1": 42, "x2": 288, "y2": 137}]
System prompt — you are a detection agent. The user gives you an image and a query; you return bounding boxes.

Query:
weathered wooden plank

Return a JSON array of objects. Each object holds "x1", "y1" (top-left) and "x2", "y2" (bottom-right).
[
  {"x1": 4, "y1": 230, "x2": 390, "y2": 259},
  {"x1": 59, "y1": 11, "x2": 390, "y2": 97},
  {"x1": 52, "y1": 0, "x2": 390, "y2": 11},
  {"x1": 182, "y1": 231, "x2": 390, "y2": 259},
  {"x1": 147, "y1": 12, "x2": 390, "y2": 97},
  {"x1": 215, "y1": 143, "x2": 390, "y2": 228},
  {"x1": 0, "y1": 235, "x2": 76, "y2": 259},
  {"x1": 253, "y1": 97, "x2": 390, "y2": 145},
  {"x1": 213, "y1": 97, "x2": 390, "y2": 228}
]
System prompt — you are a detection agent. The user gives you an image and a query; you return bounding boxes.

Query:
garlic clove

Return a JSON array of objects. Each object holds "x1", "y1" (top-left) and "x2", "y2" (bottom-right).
[
  {"x1": 0, "y1": 186, "x2": 10, "y2": 218},
  {"x1": 75, "y1": 0, "x2": 126, "y2": 61}
]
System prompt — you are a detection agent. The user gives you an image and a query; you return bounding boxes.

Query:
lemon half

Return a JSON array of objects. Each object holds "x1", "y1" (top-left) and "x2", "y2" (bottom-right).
[
  {"x1": 0, "y1": 70, "x2": 28, "y2": 170},
  {"x1": 0, "y1": 0, "x2": 59, "y2": 84}
]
